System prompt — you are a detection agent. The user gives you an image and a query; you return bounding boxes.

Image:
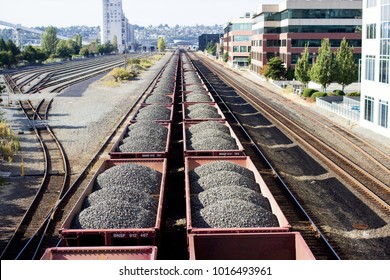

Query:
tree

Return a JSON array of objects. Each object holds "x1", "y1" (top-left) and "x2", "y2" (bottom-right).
[
  {"x1": 79, "y1": 47, "x2": 90, "y2": 57},
  {"x1": 310, "y1": 39, "x2": 335, "y2": 93},
  {"x1": 222, "y1": 52, "x2": 228, "y2": 63},
  {"x1": 157, "y1": 37, "x2": 166, "y2": 52},
  {"x1": 335, "y1": 38, "x2": 358, "y2": 91},
  {"x1": 22, "y1": 45, "x2": 38, "y2": 62},
  {"x1": 6, "y1": 40, "x2": 20, "y2": 56},
  {"x1": 0, "y1": 38, "x2": 6, "y2": 51},
  {"x1": 56, "y1": 40, "x2": 72, "y2": 58},
  {"x1": 41, "y1": 26, "x2": 59, "y2": 55},
  {"x1": 295, "y1": 45, "x2": 311, "y2": 88},
  {"x1": 206, "y1": 42, "x2": 217, "y2": 56},
  {"x1": 264, "y1": 57, "x2": 287, "y2": 80},
  {"x1": 74, "y1": 34, "x2": 83, "y2": 54},
  {"x1": 112, "y1": 35, "x2": 118, "y2": 52}
]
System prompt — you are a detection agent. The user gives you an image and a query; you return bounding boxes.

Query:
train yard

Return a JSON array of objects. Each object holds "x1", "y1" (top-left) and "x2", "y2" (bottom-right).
[{"x1": 0, "y1": 50, "x2": 389, "y2": 260}]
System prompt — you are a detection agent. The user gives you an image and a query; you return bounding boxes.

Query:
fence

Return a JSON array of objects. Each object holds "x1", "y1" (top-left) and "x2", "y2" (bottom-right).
[{"x1": 316, "y1": 96, "x2": 360, "y2": 122}]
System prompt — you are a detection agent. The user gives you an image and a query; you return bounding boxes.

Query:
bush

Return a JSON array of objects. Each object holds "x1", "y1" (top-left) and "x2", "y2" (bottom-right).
[
  {"x1": 302, "y1": 88, "x2": 318, "y2": 98},
  {"x1": 110, "y1": 68, "x2": 134, "y2": 82},
  {"x1": 346, "y1": 92, "x2": 361, "y2": 97},
  {"x1": 333, "y1": 90, "x2": 345, "y2": 96},
  {"x1": 311, "y1": 92, "x2": 327, "y2": 100}
]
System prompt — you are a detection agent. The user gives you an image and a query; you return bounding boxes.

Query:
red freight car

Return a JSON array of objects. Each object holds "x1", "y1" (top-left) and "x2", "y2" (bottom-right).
[
  {"x1": 188, "y1": 232, "x2": 315, "y2": 260},
  {"x1": 59, "y1": 159, "x2": 167, "y2": 247},
  {"x1": 185, "y1": 156, "x2": 290, "y2": 234}
]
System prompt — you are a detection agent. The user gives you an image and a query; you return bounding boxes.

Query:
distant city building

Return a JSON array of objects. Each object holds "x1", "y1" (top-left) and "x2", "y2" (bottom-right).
[
  {"x1": 198, "y1": 34, "x2": 223, "y2": 51},
  {"x1": 360, "y1": 0, "x2": 389, "y2": 137},
  {"x1": 101, "y1": 0, "x2": 128, "y2": 52},
  {"x1": 223, "y1": 14, "x2": 254, "y2": 67},
  {"x1": 251, "y1": 0, "x2": 362, "y2": 74}
]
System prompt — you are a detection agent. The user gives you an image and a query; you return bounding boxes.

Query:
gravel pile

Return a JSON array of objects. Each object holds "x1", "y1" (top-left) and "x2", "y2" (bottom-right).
[
  {"x1": 192, "y1": 199, "x2": 279, "y2": 228},
  {"x1": 186, "y1": 121, "x2": 238, "y2": 151},
  {"x1": 118, "y1": 122, "x2": 167, "y2": 152},
  {"x1": 118, "y1": 138, "x2": 165, "y2": 152},
  {"x1": 145, "y1": 94, "x2": 172, "y2": 104},
  {"x1": 74, "y1": 201, "x2": 156, "y2": 229},
  {"x1": 189, "y1": 161, "x2": 278, "y2": 229},
  {"x1": 84, "y1": 186, "x2": 158, "y2": 211},
  {"x1": 135, "y1": 105, "x2": 171, "y2": 121},
  {"x1": 94, "y1": 163, "x2": 162, "y2": 194},
  {"x1": 186, "y1": 84, "x2": 207, "y2": 92},
  {"x1": 191, "y1": 185, "x2": 271, "y2": 211},
  {"x1": 185, "y1": 92, "x2": 212, "y2": 102},
  {"x1": 188, "y1": 121, "x2": 230, "y2": 134},
  {"x1": 190, "y1": 171, "x2": 260, "y2": 193},
  {"x1": 71, "y1": 162, "x2": 163, "y2": 230},
  {"x1": 155, "y1": 80, "x2": 174, "y2": 92},
  {"x1": 186, "y1": 104, "x2": 222, "y2": 119},
  {"x1": 128, "y1": 121, "x2": 168, "y2": 137},
  {"x1": 185, "y1": 73, "x2": 201, "y2": 84},
  {"x1": 189, "y1": 161, "x2": 256, "y2": 182}
]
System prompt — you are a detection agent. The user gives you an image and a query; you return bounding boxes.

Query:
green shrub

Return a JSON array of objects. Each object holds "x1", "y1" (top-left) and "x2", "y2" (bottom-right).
[
  {"x1": 302, "y1": 88, "x2": 318, "y2": 98},
  {"x1": 111, "y1": 68, "x2": 134, "y2": 82},
  {"x1": 346, "y1": 91, "x2": 361, "y2": 97},
  {"x1": 333, "y1": 90, "x2": 345, "y2": 96},
  {"x1": 311, "y1": 92, "x2": 327, "y2": 100}
]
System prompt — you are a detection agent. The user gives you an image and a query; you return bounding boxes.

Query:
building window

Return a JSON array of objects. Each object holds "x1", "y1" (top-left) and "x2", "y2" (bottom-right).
[
  {"x1": 365, "y1": 55, "x2": 376, "y2": 81},
  {"x1": 365, "y1": 96, "x2": 375, "y2": 122},
  {"x1": 240, "y1": 46, "x2": 247, "y2": 52},
  {"x1": 281, "y1": 39, "x2": 287, "y2": 47},
  {"x1": 367, "y1": 0, "x2": 377, "y2": 8},
  {"x1": 234, "y1": 35, "x2": 250, "y2": 42},
  {"x1": 266, "y1": 40, "x2": 280, "y2": 47},
  {"x1": 379, "y1": 100, "x2": 389, "y2": 128},
  {"x1": 367, "y1": 24, "x2": 376, "y2": 39},
  {"x1": 380, "y1": 58, "x2": 390, "y2": 83},
  {"x1": 233, "y1": 46, "x2": 239, "y2": 52}
]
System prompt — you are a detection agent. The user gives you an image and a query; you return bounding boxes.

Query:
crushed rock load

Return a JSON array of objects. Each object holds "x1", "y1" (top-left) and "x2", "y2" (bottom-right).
[
  {"x1": 145, "y1": 94, "x2": 172, "y2": 104},
  {"x1": 186, "y1": 121, "x2": 238, "y2": 151},
  {"x1": 189, "y1": 161, "x2": 278, "y2": 228},
  {"x1": 135, "y1": 105, "x2": 171, "y2": 121},
  {"x1": 186, "y1": 104, "x2": 222, "y2": 119},
  {"x1": 72, "y1": 163, "x2": 162, "y2": 229},
  {"x1": 185, "y1": 92, "x2": 212, "y2": 102},
  {"x1": 118, "y1": 122, "x2": 167, "y2": 153},
  {"x1": 192, "y1": 199, "x2": 279, "y2": 228},
  {"x1": 74, "y1": 201, "x2": 156, "y2": 229},
  {"x1": 94, "y1": 163, "x2": 162, "y2": 194}
]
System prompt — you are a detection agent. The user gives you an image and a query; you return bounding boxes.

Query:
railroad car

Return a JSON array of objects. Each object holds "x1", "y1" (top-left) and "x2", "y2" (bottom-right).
[
  {"x1": 41, "y1": 246, "x2": 157, "y2": 260},
  {"x1": 109, "y1": 122, "x2": 172, "y2": 159},
  {"x1": 185, "y1": 156, "x2": 290, "y2": 234},
  {"x1": 59, "y1": 159, "x2": 167, "y2": 247},
  {"x1": 188, "y1": 232, "x2": 315, "y2": 260}
]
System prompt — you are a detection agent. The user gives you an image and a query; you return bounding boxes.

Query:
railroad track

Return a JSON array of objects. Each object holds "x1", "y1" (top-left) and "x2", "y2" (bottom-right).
[
  {"x1": 0, "y1": 54, "x2": 173, "y2": 260},
  {"x1": 4, "y1": 54, "x2": 148, "y2": 94},
  {"x1": 0, "y1": 99, "x2": 69, "y2": 260},
  {"x1": 185, "y1": 52, "x2": 340, "y2": 259},
  {"x1": 191, "y1": 53, "x2": 390, "y2": 215}
]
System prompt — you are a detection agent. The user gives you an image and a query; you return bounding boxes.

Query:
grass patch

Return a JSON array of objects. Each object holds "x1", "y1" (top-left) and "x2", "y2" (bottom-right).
[{"x1": 0, "y1": 121, "x2": 20, "y2": 162}]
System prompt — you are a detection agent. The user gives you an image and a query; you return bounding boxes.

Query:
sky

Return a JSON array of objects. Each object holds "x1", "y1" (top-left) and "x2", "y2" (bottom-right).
[{"x1": 0, "y1": 0, "x2": 281, "y2": 28}]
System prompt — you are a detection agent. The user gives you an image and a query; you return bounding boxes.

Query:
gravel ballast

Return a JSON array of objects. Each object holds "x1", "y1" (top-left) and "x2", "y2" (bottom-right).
[
  {"x1": 192, "y1": 199, "x2": 279, "y2": 228},
  {"x1": 94, "y1": 163, "x2": 162, "y2": 194}
]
